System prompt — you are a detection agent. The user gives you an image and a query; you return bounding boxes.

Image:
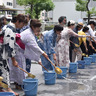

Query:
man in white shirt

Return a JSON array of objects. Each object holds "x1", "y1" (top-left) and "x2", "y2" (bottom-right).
[{"x1": 86, "y1": 21, "x2": 96, "y2": 55}]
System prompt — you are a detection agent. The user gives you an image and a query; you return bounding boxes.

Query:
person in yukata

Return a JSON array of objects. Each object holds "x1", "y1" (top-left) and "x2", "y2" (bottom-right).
[
  {"x1": 20, "y1": 15, "x2": 31, "y2": 73},
  {"x1": 36, "y1": 25, "x2": 64, "y2": 71},
  {"x1": 20, "y1": 19, "x2": 49, "y2": 69},
  {"x1": 0, "y1": 17, "x2": 19, "y2": 96},
  {"x1": 6, "y1": 14, "x2": 26, "y2": 92},
  {"x1": 9, "y1": 19, "x2": 49, "y2": 90},
  {"x1": 55, "y1": 20, "x2": 89, "y2": 68}
]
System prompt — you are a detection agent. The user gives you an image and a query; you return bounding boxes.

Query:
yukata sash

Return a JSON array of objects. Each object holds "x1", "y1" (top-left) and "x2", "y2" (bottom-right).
[
  {"x1": 0, "y1": 33, "x2": 25, "y2": 50},
  {"x1": 16, "y1": 33, "x2": 25, "y2": 50}
]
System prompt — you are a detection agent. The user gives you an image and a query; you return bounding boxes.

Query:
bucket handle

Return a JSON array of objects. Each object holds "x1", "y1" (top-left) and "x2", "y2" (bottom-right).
[
  {"x1": 22, "y1": 83, "x2": 38, "y2": 92},
  {"x1": 45, "y1": 74, "x2": 56, "y2": 81}
]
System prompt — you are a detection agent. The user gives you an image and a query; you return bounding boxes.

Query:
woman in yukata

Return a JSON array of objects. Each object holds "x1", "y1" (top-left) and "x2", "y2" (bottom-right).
[
  {"x1": 55, "y1": 20, "x2": 89, "y2": 68},
  {"x1": 0, "y1": 15, "x2": 23, "y2": 95},
  {"x1": 20, "y1": 19, "x2": 48, "y2": 62},
  {"x1": 10, "y1": 19, "x2": 49, "y2": 90},
  {"x1": 36, "y1": 25, "x2": 64, "y2": 71}
]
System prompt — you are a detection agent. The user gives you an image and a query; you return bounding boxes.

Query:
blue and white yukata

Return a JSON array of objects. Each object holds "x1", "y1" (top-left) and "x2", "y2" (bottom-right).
[{"x1": 37, "y1": 29, "x2": 57, "y2": 71}]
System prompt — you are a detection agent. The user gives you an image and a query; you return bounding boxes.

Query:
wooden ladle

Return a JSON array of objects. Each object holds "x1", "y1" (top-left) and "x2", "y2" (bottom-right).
[
  {"x1": 39, "y1": 63, "x2": 48, "y2": 72},
  {"x1": 47, "y1": 58, "x2": 62, "y2": 74},
  {"x1": 0, "y1": 76, "x2": 8, "y2": 88},
  {"x1": 17, "y1": 66, "x2": 35, "y2": 78}
]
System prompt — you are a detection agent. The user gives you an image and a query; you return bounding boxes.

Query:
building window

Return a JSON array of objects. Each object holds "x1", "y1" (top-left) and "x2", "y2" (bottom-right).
[
  {"x1": 7, "y1": 11, "x2": 13, "y2": 15},
  {"x1": 45, "y1": 13, "x2": 47, "y2": 17},
  {"x1": 7, "y1": 2, "x2": 12, "y2": 6},
  {"x1": 42, "y1": 13, "x2": 44, "y2": 16}
]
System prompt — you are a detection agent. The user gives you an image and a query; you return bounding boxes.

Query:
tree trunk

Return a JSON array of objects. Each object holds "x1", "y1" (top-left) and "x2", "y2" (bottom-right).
[
  {"x1": 30, "y1": 4, "x2": 33, "y2": 18},
  {"x1": 86, "y1": 0, "x2": 90, "y2": 23},
  {"x1": 35, "y1": 5, "x2": 39, "y2": 19}
]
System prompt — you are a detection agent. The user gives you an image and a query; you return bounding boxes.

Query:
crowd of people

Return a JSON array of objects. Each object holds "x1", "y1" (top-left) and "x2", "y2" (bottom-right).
[{"x1": 0, "y1": 14, "x2": 96, "y2": 96}]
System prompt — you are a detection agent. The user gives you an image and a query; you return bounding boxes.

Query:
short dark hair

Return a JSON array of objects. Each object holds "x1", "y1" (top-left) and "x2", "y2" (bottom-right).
[
  {"x1": 11, "y1": 14, "x2": 25, "y2": 23},
  {"x1": 54, "y1": 25, "x2": 63, "y2": 32},
  {"x1": 89, "y1": 21, "x2": 96, "y2": 26},
  {"x1": 11, "y1": 15, "x2": 17, "y2": 23},
  {"x1": 30, "y1": 19, "x2": 41, "y2": 28},
  {"x1": 82, "y1": 26, "x2": 89, "y2": 32},
  {"x1": 58, "y1": 16, "x2": 66, "y2": 23}
]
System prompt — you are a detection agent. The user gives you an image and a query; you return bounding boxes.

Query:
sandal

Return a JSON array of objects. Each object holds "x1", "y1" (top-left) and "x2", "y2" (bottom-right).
[
  {"x1": 16, "y1": 85, "x2": 22, "y2": 90},
  {"x1": 14, "y1": 83, "x2": 22, "y2": 90}
]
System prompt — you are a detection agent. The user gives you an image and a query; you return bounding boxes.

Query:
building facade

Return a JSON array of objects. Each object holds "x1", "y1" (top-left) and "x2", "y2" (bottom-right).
[
  {"x1": 0, "y1": 0, "x2": 14, "y2": 19},
  {"x1": 47, "y1": 0, "x2": 96, "y2": 22},
  {"x1": 0, "y1": 0, "x2": 25, "y2": 19}
]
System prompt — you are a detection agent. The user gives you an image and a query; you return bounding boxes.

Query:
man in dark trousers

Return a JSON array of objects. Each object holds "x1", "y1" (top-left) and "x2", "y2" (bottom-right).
[{"x1": 69, "y1": 23, "x2": 83, "y2": 62}]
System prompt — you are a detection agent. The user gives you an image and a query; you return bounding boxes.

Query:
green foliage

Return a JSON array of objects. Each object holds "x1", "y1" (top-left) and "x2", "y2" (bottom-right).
[
  {"x1": 76, "y1": 0, "x2": 96, "y2": 22},
  {"x1": 76, "y1": 0, "x2": 87, "y2": 11},
  {"x1": 45, "y1": 25, "x2": 54, "y2": 30},
  {"x1": 89, "y1": 7, "x2": 96, "y2": 17},
  {"x1": 76, "y1": 3, "x2": 87, "y2": 11},
  {"x1": 16, "y1": 0, "x2": 55, "y2": 19}
]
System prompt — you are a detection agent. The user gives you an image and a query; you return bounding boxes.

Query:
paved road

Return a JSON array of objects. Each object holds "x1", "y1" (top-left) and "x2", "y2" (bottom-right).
[{"x1": 12, "y1": 63, "x2": 96, "y2": 96}]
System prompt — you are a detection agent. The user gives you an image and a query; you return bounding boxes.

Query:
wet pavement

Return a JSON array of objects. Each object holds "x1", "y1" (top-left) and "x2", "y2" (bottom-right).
[{"x1": 12, "y1": 62, "x2": 96, "y2": 96}]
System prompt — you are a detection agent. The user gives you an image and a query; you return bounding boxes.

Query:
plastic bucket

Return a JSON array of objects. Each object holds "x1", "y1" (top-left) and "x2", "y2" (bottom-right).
[
  {"x1": 77, "y1": 60, "x2": 85, "y2": 69},
  {"x1": 44, "y1": 71, "x2": 56, "y2": 85},
  {"x1": 57, "y1": 66, "x2": 68, "y2": 79},
  {"x1": 84, "y1": 57, "x2": 92, "y2": 65},
  {"x1": 93, "y1": 53, "x2": 96, "y2": 55},
  {"x1": 69, "y1": 62, "x2": 78, "y2": 73},
  {"x1": 23, "y1": 79, "x2": 38, "y2": 96},
  {"x1": 0, "y1": 92, "x2": 15, "y2": 96},
  {"x1": 90, "y1": 54, "x2": 96, "y2": 63}
]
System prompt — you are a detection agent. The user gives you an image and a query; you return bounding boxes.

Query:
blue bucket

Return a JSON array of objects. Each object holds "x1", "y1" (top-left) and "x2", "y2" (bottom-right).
[
  {"x1": 90, "y1": 54, "x2": 96, "y2": 63},
  {"x1": 0, "y1": 92, "x2": 15, "y2": 96},
  {"x1": 23, "y1": 79, "x2": 38, "y2": 96},
  {"x1": 77, "y1": 60, "x2": 85, "y2": 69},
  {"x1": 44, "y1": 71, "x2": 56, "y2": 85},
  {"x1": 69, "y1": 62, "x2": 78, "y2": 73},
  {"x1": 57, "y1": 66, "x2": 67, "y2": 79},
  {"x1": 93, "y1": 53, "x2": 96, "y2": 55},
  {"x1": 84, "y1": 57, "x2": 92, "y2": 65}
]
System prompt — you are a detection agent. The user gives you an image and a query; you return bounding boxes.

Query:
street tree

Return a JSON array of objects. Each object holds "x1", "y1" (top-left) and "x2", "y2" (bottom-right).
[
  {"x1": 16, "y1": 0, "x2": 55, "y2": 19},
  {"x1": 76, "y1": 0, "x2": 96, "y2": 23}
]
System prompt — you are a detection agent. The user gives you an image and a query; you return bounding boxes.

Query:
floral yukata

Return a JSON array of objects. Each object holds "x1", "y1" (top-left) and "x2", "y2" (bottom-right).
[{"x1": 56, "y1": 27, "x2": 83, "y2": 68}]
